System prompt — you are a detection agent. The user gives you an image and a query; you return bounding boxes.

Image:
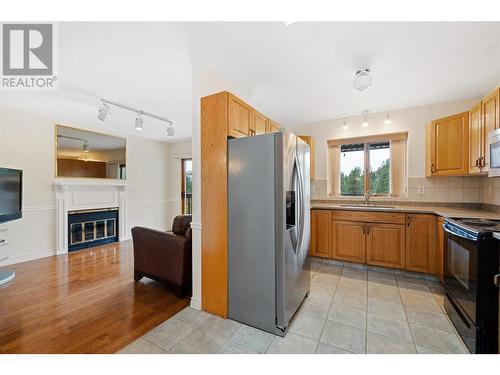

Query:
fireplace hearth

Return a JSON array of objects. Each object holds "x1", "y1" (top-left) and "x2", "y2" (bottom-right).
[{"x1": 68, "y1": 208, "x2": 119, "y2": 252}]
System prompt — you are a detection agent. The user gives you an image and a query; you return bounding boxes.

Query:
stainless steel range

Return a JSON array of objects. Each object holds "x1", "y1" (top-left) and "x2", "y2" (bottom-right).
[{"x1": 443, "y1": 217, "x2": 500, "y2": 353}]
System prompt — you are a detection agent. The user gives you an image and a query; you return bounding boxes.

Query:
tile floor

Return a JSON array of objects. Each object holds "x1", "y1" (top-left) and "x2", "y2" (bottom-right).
[{"x1": 118, "y1": 259, "x2": 468, "y2": 354}]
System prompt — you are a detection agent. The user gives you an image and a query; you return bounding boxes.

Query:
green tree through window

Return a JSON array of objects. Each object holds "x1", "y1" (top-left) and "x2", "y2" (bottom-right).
[{"x1": 340, "y1": 142, "x2": 390, "y2": 196}]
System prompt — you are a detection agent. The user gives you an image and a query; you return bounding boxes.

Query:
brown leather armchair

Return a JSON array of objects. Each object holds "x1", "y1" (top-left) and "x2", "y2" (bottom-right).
[{"x1": 131, "y1": 215, "x2": 192, "y2": 296}]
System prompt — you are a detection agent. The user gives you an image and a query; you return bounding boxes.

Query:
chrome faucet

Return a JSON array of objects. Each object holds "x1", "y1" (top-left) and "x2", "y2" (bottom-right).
[{"x1": 364, "y1": 192, "x2": 372, "y2": 205}]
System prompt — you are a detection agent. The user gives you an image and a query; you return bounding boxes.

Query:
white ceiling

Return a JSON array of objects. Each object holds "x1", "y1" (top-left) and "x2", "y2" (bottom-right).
[{"x1": 1, "y1": 22, "x2": 500, "y2": 141}]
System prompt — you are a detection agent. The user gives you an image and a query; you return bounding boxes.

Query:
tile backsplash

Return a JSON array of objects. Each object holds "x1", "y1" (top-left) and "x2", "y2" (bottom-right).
[{"x1": 311, "y1": 176, "x2": 498, "y2": 204}]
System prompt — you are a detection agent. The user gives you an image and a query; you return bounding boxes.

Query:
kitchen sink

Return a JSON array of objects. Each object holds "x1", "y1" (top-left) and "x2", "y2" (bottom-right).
[{"x1": 340, "y1": 204, "x2": 397, "y2": 210}]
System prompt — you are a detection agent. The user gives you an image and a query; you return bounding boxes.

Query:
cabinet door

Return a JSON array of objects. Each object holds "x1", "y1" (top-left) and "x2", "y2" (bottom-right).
[
  {"x1": 469, "y1": 102, "x2": 483, "y2": 174},
  {"x1": 429, "y1": 112, "x2": 469, "y2": 176},
  {"x1": 366, "y1": 223, "x2": 406, "y2": 269},
  {"x1": 298, "y1": 136, "x2": 315, "y2": 180},
  {"x1": 483, "y1": 88, "x2": 500, "y2": 170},
  {"x1": 436, "y1": 216, "x2": 445, "y2": 282},
  {"x1": 267, "y1": 121, "x2": 280, "y2": 134},
  {"x1": 228, "y1": 94, "x2": 253, "y2": 138},
  {"x1": 310, "y1": 210, "x2": 331, "y2": 258},
  {"x1": 405, "y1": 214, "x2": 437, "y2": 273},
  {"x1": 253, "y1": 110, "x2": 268, "y2": 135},
  {"x1": 331, "y1": 220, "x2": 365, "y2": 263}
]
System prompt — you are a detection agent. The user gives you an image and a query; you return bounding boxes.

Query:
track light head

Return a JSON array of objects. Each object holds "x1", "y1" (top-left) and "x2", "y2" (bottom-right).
[
  {"x1": 97, "y1": 101, "x2": 111, "y2": 121},
  {"x1": 83, "y1": 141, "x2": 89, "y2": 153},
  {"x1": 135, "y1": 113, "x2": 144, "y2": 131},
  {"x1": 167, "y1": 124, "x2": 175, "y2": 138},
  {"x1": 384, "y1": 112, "x2": 392, "y2": 125}
]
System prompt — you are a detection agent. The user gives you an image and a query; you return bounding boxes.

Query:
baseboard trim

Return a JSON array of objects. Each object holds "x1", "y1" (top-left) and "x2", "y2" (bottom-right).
[
  {"x1": 190, "y1": 297, "x2": 201, "y2": 310},
  {"x1": 0, "y1": 249, "x2": 56, "y2": 266}
]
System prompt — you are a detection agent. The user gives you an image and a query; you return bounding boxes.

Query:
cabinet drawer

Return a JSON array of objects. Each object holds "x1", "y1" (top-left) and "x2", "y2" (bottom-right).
[{"x1": 330, "y1": 210, "x2": 406, "y2": 225}]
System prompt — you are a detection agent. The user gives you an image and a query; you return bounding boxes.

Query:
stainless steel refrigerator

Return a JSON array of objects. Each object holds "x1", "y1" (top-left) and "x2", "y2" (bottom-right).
[{"x1": 228, "y1": 130, "x2": 311, "y2": 336}]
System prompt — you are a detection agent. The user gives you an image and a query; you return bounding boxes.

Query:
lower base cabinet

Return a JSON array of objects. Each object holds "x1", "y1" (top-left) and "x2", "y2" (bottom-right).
[
  {"x1": 310, "y1": 209, "x2": 438, "y2": 275},
  {"x1": 331, "y1": 221, "x2": 366, "y2": 263},
  {"x1": 310, "y1": 210, "x2": 331, "y2": 258},
  {"x1": 405, "y1": 214, "x2": 437, "y2": 274},
  {"x1": 366, "y1": 223, "x2": 406, "y2": 269}
]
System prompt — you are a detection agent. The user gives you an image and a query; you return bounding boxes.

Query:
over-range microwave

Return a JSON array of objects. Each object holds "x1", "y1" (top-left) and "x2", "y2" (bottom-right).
[{"x1": 488, "y1": 128, "x2": 500, "y2": 177}]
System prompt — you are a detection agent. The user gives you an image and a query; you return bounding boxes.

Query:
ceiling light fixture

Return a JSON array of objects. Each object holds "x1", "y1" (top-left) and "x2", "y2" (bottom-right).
[
  {"x1": 167, "y1": 124, "x2": 175, "y2": 138},
  {"x1": 98, "y1": 98, "x2": 174, "y2": 136},
  {"x1": 353, "y1": 68, "x2": 373, "y2": 92},
  {"x1": 135, "y1": 112, "x2": 144, "y2": 131},
  {"x1": 342, "y1": 119, "x2": 349, "y2": 130},
  {"x1": 384, "y1": 112, "x2": 392, "y2": 125},
  {"x1": 97, "y1": 101, "x2": 111, "y2": 121},
  {"x1": 362, "y1": 111, "x2": 369, "y2": 127},
  {"x1": 82, "y1": 140, "x2": 89, "y2": 153}
]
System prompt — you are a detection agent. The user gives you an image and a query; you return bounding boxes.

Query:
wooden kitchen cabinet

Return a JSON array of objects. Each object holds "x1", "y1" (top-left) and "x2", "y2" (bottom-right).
[
  {"x1": 469, "y1": 102, "x2": 485, "y2": 173},
  {"x1": 366, "y1": 223, "x2": 406, "y2": 269},
  {"x1": 298, "y1": 135, "x2": 315, "y2": 180},
  {"x1": 253, "y1": 109, "x2": 268, "y2": 135},
  {"x1": 310, "y1": 210, "x2": 331, "y2": 258},
  {"x1": 228, "y1": 93, "x2": 254, "y2": 138},
  {"x1": 483, "y1": 87, "x2": 500, "y2": 132},
  {"x1": 406, "y1": 214, "x2": 437, "y2": 274},
  {"x1": 331, "y1": 220, "x2": 366, "y2": 263},
  {"x1": 483, "y1": 87, "x2": 500, "y2": 172},
  {"x1": 426, "y1": 112, "x2": 469, "y2": 176},
  {"x1": 267, "y1": 120, "x2": 280, "y2": 134}
]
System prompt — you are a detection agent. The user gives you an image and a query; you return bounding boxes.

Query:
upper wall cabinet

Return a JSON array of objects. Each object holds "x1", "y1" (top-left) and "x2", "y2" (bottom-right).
[
  {"x1": 298, "y1": 135, "x2": 316, "y2": 180},
  {"x1": 426, "y1": 112, "x2": 469, "y2": 176},
  {"x1": 228, "y1": 93, "x2": 253, "y2": 138},
  {"x1": 267, "y1": 120, "x2": 280, "y2": 134},
  {"x1": 253, "y1": 110, "x2": 268, "y2": 135},
  {"x1": 483, "y1": 87, "x2": 500, "y2": 171},
  {"x1": 483, "y1": 87, "x2": 500, "y2": 132},
  {"x1": 469, "y1": 102, "x2": 485, "y2": 174}
]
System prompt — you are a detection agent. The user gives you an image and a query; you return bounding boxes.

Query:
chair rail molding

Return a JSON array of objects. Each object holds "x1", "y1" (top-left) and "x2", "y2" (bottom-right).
[{"x1": 52, "y1": 179, "x2": 128, "y2": 254}]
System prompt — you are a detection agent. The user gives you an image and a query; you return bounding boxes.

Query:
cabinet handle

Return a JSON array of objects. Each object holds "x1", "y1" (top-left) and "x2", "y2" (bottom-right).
[
  {"x1": 431, "y1": 164, "x2": 436, "y2": 174},
  {"x1": 475, "y1": 158, "x2": 480, "y2": 167},
  {"x1": 407, "y1": 217, "x2": 411, "y2": 227},
  {"x1": 481, "y1": 157, "x2": 485, "y2": 168},
  {"x1": 366, "y1": 224, "x2": 370, "y2": 235}
]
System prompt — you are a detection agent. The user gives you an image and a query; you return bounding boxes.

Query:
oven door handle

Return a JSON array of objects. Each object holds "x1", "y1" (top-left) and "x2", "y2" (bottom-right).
[{"x1": 443, "y1": 224, "x2": 478, "y2": 241}]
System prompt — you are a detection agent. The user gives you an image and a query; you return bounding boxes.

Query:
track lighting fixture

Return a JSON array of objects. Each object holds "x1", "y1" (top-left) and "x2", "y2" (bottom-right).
[
  {"x1": 167, "y1": 124, "x2": 175, "y2": 138},
  {"x1": 362, "y1": 111, "x2": 369, "y2": 127},
  {"x1": 135, "y1": 113, "x2": 144, "y2": 131},
  {"x1": 83, "y1": 141, "x2": 89, "y2": 153},
  {"x1": 384, "y1": 112, "x2": 391, "y2": 125},
  {"x1": 97, "y1": 101, "x2": 111, "y2": 121},
  {"x1": 98, "y1": 98, "x2": 174, "y2": 136}
]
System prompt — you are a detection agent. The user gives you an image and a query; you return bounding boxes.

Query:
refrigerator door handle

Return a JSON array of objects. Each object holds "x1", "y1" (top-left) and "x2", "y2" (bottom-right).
[{"x1": 295, "y1": 156, "x2": 305, "y2": 255}]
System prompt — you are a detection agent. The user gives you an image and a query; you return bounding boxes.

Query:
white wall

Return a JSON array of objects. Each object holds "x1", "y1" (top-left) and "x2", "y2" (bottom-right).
[
  {"x1": 291, "y1": 98, "x2": 479, "y2": 180},
  {"x1": 0, "y1": 106, "x2": 174, "y2": 265}
]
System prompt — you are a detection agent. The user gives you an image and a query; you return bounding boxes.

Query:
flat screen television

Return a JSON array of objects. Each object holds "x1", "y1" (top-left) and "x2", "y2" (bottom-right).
[{"x1": 0, "y1": 167, "x2": 23, "y2": 224}]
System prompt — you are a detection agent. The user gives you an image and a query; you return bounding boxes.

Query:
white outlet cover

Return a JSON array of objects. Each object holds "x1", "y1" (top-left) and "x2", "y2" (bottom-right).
[{"x1": 418, "y1": 186, "x2": 425, "y2": 194}]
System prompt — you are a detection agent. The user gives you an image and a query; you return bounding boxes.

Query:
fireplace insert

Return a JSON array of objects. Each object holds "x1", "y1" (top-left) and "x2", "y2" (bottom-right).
[{"x1": 68, "y1": 208, "x2": 119, "y2": 252}]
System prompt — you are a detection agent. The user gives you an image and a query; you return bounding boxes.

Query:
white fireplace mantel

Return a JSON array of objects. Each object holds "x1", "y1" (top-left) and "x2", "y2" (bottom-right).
[{"x1": 52, "y1": 179, "x2": 128, "y2": 254}]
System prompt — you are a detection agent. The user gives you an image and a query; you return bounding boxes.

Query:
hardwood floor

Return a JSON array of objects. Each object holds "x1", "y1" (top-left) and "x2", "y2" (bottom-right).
[{"x1": 0, "y1": 240, "x2": 190, "y2": 354}]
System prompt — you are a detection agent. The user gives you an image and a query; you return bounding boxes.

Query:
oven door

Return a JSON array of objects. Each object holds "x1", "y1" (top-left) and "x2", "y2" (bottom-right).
[{"x1": 443, "y1": 224, "x2": 478, "y2": 324}]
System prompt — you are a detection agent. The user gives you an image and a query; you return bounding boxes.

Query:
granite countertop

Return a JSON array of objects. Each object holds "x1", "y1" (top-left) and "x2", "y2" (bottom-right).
[{"x1": 311, "y1": 200, "x2": 500, "y2": 220}]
